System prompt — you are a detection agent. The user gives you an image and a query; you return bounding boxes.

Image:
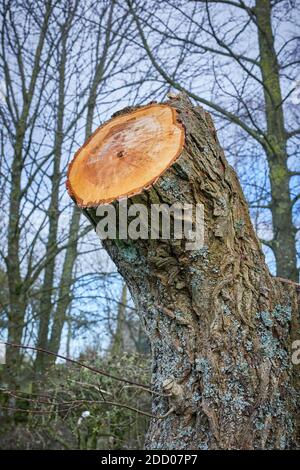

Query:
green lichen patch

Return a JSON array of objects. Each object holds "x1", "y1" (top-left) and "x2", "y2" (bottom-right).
[{"x1": 256, "y1": 305, "x2": 291, "y2": 366}]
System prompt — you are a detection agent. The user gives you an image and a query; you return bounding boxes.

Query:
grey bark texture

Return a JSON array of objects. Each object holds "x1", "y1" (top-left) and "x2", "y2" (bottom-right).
[{"x1": 77, "y1": 95, "x2": 299, "y2": 449}]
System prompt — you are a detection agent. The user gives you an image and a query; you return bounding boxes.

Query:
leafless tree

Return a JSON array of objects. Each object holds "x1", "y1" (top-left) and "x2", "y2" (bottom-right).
[{"x1": 0, "y1": 0, "x2": 146, "y2": 379}]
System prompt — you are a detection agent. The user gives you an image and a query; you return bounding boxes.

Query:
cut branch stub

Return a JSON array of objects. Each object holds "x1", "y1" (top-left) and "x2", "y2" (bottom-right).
[{"x1": 66, "y1": 103, "x2": 185, "y2": 207}]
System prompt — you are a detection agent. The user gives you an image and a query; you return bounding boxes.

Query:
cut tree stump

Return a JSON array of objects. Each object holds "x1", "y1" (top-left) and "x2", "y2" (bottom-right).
[
  {"x1": 67, "y1": 104, "x2": 184, "y2": 207},
  {"x1": 67, "y1": 94, "x2": 299, "y2": 450}
]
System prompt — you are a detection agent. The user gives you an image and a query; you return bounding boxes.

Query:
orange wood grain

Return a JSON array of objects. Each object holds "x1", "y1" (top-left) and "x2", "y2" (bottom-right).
[{"x1": 67, "y1": 104, "x2": 185, "y2": 207}]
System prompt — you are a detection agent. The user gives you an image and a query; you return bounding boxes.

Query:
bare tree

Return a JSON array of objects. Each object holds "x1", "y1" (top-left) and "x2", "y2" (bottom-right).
[
  {"x1": 35, "y1": 0, "x2": 81, "y2": 373},
  {"x1": 45, "y1": 0, "x2": 132, "y2": 367},
  {"x1": 0, "y1": 0, "x2": 141, "y2": 380},
  {"x1": 1, "y1": 0, "x2": 56, "y2": 382}
]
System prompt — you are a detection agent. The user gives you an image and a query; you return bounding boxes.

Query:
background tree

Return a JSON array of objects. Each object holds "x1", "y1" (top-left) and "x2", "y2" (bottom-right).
[
  {"x1": 1, "y1": 0, "x2": 56, "y2": 382},
  {"x1": 0, "y1": 0, "x2": 138, "y2": 381}
]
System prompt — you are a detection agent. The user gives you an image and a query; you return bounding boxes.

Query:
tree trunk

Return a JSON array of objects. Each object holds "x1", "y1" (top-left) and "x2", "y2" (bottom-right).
[
  {"x1": 5, "y1": 2, "x2": 53, "y2": 381},
  {"x1": 46, "y1": 6, "x2": 115, "y2": 362},
  {"x1": 110, "y1": 283, "x2": 127, "y2": 356},
  {"x1": 68, "y1": 95, "x2": 300, "y2": 449},
  {"x1": 255, "y1": 0, "x2": 298, "y2": 282},
  {"x1": 35, "y1": 32, "x2": 67, "y2": 374},
  {"x1": 46, "y1": 101, "x2": 98, "y2": 366},
  {"x1": 46, "y1": 207, "x2": 80, "y2": 365}
]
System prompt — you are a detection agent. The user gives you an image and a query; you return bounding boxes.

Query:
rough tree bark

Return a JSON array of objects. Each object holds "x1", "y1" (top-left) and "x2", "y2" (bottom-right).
[{"x1": 67, "y1": 95, "x2": 299, "y2": 449}]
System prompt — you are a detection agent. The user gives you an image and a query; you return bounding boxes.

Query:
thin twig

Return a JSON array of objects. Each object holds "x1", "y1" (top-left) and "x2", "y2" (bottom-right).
[{"x1": 2, "y1": 342, "x2": 166, "y2": 397}]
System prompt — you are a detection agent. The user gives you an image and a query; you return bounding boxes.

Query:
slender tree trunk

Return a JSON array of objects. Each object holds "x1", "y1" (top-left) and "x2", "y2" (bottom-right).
[
  {"x1": 110, "y1": 283, "x2": 127, "y2": 356},
  {"x1": 47, "y1": 102, "x2": 96, "y2": 363},
  {"x1": 46, "y1": 1, "x2": 115, "y2": 365},
  {"x1": 6, "y1": 120, "x2": 27, "y2": 383},
  {"x1": 47, "y1": 207, "x2": 80, "y2": 361},
  {"x1": 76, "y1": 96, "x2": 299, "y2": 449},
  {"x1": 35, "y1": 34, "x2": 67, "y2": 374},
  {"x1": 255, "y1": 0, "x2": 298, "y2": 282},
  {"x1": 6, "y1": 2, "x2": 53, "y2": 380},
  {"x1": 66, "y1": 311, "x2": 72, "y2": 360}
]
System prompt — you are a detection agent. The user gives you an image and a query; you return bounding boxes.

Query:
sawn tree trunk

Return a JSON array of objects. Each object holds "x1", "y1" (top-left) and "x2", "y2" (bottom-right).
[{"x1": 67, "y1": 95, "x2": 300, "y2": 450}]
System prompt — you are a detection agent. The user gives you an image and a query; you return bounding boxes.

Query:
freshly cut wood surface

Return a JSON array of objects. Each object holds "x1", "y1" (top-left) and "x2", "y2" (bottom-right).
[{"x1": 67, "y1": 103, "x2": 185, "y2": 207}]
